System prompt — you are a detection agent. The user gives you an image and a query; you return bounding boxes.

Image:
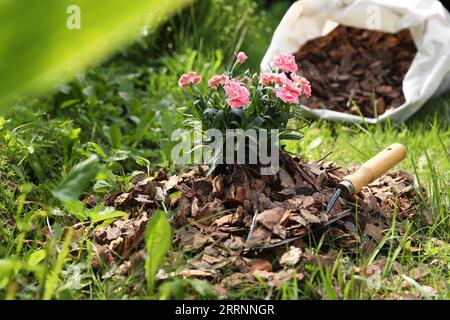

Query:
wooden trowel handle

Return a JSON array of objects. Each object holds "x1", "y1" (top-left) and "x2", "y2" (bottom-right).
[{"x1": 342, "y1": 143, "x2": 407, "y2": 194}]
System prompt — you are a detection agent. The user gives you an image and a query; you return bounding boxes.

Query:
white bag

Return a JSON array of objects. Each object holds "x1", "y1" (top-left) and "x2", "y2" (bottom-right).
[{"x1": 261, "y1": 0, "x2": 450, "y2": 123}]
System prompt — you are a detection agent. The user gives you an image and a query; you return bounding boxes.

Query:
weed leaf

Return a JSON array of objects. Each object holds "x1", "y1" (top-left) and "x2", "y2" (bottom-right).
[
  {"x1": 145, "y1": 209, "x2": 172, "y2": 294},
  {"x1": 52, "y1": 155, "x2": 101, "y2": 201}
]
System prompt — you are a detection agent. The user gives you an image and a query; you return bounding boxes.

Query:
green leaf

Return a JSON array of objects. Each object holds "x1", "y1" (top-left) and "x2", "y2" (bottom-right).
[
  {"x1": 0, "y1": 259, "x2": 21, "y2": 289},
  {"x1": 63, "y1": 200, "x2": 88, "y2": 221},
  {"x1": 187, "y1": 279, "x2": 217, "y2": 298},
  {"x1": 145, "y1": 209, "x2": 172, "y2": 294},
  {"x1": 88, "y1": 206, "x2": 126, "y2": 224},
  {"x1": 52, "y1": 155, "x2": 101, "y2": 201},
  {"x1": 62, "y1": 200, "x2": 125, "y2": 224},
  {"x1": 135, "y1": 156, "x2": 151, "y2": 168},
  {"x1": 86, "y1": 142, "x2": 108, "y2": 159},
  {"x1": 307, "y1": 137, "x2": 323, "y2": 150},
  {"x1": 0, "y1": 0, "x2": 192, "y2": 110},
  {"x1": 109, "y1": 124, "x2": 122, "y2": 149},
  {"x1": 28, "y1": 250, "x2": 47, "y2": 268},
  {"x1": 169, "y1": 191, "x2": 182, "y2": 199},
  {"x1": 0, "y1": 259, "x2": 21, "y2": 279},
  {"x1": 92, "y1": 180, "x2": 112, "y2": 193},
  {"x1": 59, "y1": 99, "x2": 80, "y2": 109},
  {"x1": 279, "y1": 133, "x2": 302, "y2": 141},
  {"x1": 43, "y1": 228, "x2": 74, "y2": 300},
  {"x1": 158, "y1": 279, "x2": 186, "y2": 300}
]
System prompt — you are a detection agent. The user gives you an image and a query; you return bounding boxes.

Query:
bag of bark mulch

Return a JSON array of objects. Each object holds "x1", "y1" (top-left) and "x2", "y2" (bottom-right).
[{"x1": 262, "y1": 0, "x2": 450, "y2": 123}]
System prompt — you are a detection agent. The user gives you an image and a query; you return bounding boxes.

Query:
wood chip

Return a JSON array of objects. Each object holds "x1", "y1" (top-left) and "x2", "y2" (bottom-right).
[
  {"x1": 256, "y1": 207, "x2": 285, "y2": 230},
  {"x1": 296, "y1": 26, "x2": 416, "y2": 117}
]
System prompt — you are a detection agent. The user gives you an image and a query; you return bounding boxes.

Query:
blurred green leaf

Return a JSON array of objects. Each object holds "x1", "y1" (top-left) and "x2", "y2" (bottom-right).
[
  {"x1": 59, "y1": 99, "x2": 80, "y2": 109},
  {"x1": 88, "y1": 206, "x2": 126, "y2": 224},
  {"x1": 145, "y1": 209, "x2": 172, "y2": 294},
  {"x1": 307, "y1": 137, "x2": 323, "y2": 150},
  {"x1": 0, "y1": 0, "x2": 191, "y2": 110},
  {"x1": 187, "y1": 279, "x2": 217, "y2": 298},
  {"x1": 62, "y1": 199, "x2": 125, "y2": 224},
  {"x1": 135, "y1": 156, "x2": 151, "y2": 168},
  {"x1": 92, "y1": 180, "x2": 112, "y2": 193},
  {"x1": 63, "y1": 200, "x2": 88, "y2": 221},
  {"x1": 28, "y1": 250, "x2": 47, "y2": 268},
  {"x1": 52, "y1": 155, "x2": 101, "y2": 201},
  {"x1": 158, "y1": 279, "x2": 186, "y2": 300},
  {"x1": 86, "y1": 142, "x2": 108, "y2": 159},
  {"x1": 43, "y1": 228, "x2": 74, "y2": 300},
  {"x1": 109, "y1": 124, "x2": 122, "y2": 149},
  {"x1": 0, "y1": 259, "x2": 21, "y2": 278},
  {"x1": 0, "y1": 259, "x2": 21, "y2": 289}
]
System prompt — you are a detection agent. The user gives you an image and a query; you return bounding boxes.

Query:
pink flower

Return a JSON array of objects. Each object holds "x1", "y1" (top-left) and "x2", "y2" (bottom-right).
[
  {"x1": 178, "y1": 71, "x2": 202, "y2": 88},
  {"x1": 260, "y1": 72, "x2": 283, "y2": 86},
  {"x1": 290, "y1": 72, "x2": 302, "y2": 85},
  {"x1": 236, "y1": 52, "x2": 248, "y2": 63},
  {"x1": 208, "y1": 74, "x2": 229, "y2": 89},
  {"x1": 273, "y1": 53, "x2": 298, "y2": 73},
  {"x1": 291, "y1": 73, "x2": 312, "y2": 98},
  {"x1": 275, "y1": 77, "x2": 302, "y2": 104},
  {"x1": 299, "y1": 77, "x2": 311, "y2": 98},
  {"x1": 223, "y1": 80, "x2": 250, "y2": 109}
]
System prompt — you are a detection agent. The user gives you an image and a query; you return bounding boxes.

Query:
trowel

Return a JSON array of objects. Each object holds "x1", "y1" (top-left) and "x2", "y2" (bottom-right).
[
  {"x1": 325, "y1": 143, "x2": 407, "y2": 214},
  {"x1": 249, "y1": 143, "x2": 407, "y2": 249}
]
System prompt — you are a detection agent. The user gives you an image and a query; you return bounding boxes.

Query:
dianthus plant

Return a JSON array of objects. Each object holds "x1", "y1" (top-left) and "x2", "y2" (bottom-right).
[{"x1": 176, "y1": 52, "x2": 311, "y2": 169}]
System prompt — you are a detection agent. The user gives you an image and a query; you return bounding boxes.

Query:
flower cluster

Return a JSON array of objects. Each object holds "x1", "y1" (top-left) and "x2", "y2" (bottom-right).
[
  {"x1": 178, "y1": 52, "x2": 311, "y2": 134},
  {"x1": 179, "y1": 52, "x2": 310, "y2": 109}
]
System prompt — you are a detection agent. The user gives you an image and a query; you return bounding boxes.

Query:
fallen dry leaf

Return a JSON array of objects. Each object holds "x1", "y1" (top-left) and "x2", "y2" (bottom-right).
[
  {"x1": 256, "y1": 207, "x2": 285, "y2": 230},
  {"x1": 364, "y1": 223, "x2": 384, "y2": 242},
  {"x1": 248, "y1": 259, "x2": 273, "y2": 274}
]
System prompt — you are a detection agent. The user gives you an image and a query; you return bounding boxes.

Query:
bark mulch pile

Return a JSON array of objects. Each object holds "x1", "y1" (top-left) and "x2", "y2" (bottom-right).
[
  {"x1": 296, "y1": 26, "x2": 417, "y2": 118},
  {"x1": 84, "y1": 152, "x2": 419, "y2": 295}
]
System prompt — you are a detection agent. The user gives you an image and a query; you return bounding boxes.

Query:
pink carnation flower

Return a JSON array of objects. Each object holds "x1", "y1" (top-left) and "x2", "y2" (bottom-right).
[
  {"x1": 178, "y1": 71, "x2": 202, "y2": 88},
  {"x1": 291, "y1": 72, "x2": 312, "y2": 98},
  {"x1": 275, "y1": 77, "x2": 302, "y2": 104},
  {"x1": 236, "y1": 52, "x2": 248, "y2": 63},
  {"x1": 298, "y1": 77, "x2": 311, "y2": 98},
  {"x1": 224, "y1": 80, "x2": 250, "y2": 109},
  {"x1": 260, "y1": 72, "x2": 283, "y2": 86},
  {"x1": 208, "y1": 74, "x2": 229, "y2": 89},
  {"x1": 273, "y1": 53, "x2": 298, "y2": 73}
]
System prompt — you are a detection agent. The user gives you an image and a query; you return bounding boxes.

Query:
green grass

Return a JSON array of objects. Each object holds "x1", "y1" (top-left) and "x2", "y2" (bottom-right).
[{"x1": 0, "y1": 0, "x2": 449, "y2": 300}]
